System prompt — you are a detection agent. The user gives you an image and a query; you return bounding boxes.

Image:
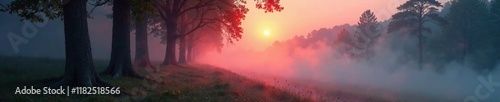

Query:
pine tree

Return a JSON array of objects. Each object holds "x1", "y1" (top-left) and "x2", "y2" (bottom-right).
[{"x1": 388, "y1": 0, "x2": 448, "y2": 69}]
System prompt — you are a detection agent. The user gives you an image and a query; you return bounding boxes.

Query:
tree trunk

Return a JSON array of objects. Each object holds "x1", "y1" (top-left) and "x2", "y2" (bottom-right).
[
  {"x1": 178, "y1": 36, "x2": 187, "y2": 63},
  {"x1": 51, "y1": 0, "x2": 111, "y2": 88},
  {"x1": 163, "y1": 19, "x2": 178, "y2": 65},
  {"x1": 101, "y1": 0, "x2": 142, "y2": 79},
  {"x1": 133, "y1": 15, "x2": 154, "y2": 68}
]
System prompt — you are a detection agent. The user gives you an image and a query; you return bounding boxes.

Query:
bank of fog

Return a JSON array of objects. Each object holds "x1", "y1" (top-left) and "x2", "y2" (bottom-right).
[{"x1": 196, "y1": 37, "x2": 500, "y2": 101}]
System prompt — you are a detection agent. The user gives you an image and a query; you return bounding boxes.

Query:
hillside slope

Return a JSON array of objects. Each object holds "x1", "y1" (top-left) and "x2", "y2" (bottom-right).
[{"x1": 0, "y1": 56, "x2": 308, "y2": 101}]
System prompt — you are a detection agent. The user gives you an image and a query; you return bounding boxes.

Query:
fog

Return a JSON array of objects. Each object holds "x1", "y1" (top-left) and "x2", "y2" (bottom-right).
[
  {"x1": 0, "y1": 3, "x2": 166, "y2": 61},
  {"x1": 196, "y1": 27, "x2": 500, "y2": 101},
  {"x1": 2, "y1": 0, "x2": 499, "y2": 101}
]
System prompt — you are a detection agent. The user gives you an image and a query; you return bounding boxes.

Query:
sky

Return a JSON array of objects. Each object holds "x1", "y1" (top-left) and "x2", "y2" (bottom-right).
[{"x1": 232, "y1": 0, "x2": 450, "y2": 51}]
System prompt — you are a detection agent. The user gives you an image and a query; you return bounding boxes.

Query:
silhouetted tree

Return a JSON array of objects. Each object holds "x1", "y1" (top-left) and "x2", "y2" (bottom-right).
[
  {"x1": 355, "y1": 10, "x2": 381, "y2": 59},
  {"x1": 101, "y1": 0, "x2": 144, "y2": 79},
  {"x1": 388, "y1": 0, "x2": 447, "y2": 69},
  {"x1": 131, "y1": 0, "x2": 155, "y2": 68},
  {"x1": 1, "y1": 0, "x2": 112, "y2": 87},
  {"x1": 133, "y1": 15, "x2": 156, "y2": 68},
  {"x1": 178, "y1": 14, "x2": 189, "y2": 63},
  {"x1": 336, "y1": 29, "x2": 360, "y2": 57},
  {"x1": 179, "y1": 6, "x2": 224, "y2": 63},
  {"x1": 185, "y1": 26, "x2": 224, "y2": 62},
  {"x1": 152, "y1": 0, "x2": 217, "y2": 65},
  {"x1": 443, "y1": 0, "x2": 489, "y2": 65},
  {"x1": 152, "y1": 0, "x2": 283, "y2": 66}
]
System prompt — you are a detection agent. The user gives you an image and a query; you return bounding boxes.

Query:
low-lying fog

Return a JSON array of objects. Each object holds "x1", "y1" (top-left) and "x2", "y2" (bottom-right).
[{"x1": 197, "y1": 34, "x2": 500, "y2": 102}]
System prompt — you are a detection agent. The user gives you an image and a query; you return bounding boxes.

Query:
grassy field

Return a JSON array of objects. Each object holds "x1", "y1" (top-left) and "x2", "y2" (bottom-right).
[{"x1": 0, "y1": 56, "x2": 309, "y2": 102}]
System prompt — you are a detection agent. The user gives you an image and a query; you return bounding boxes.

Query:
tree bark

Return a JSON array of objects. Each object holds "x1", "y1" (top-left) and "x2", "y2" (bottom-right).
[
  {"x1": 102, "y1": 0, "x2": 142, "y2": 79},
  {"x1": 133, "y1": 15, "x2": 154, "y2": 68},
  {"x1": 51, "y1": 0, "x2": 111, "y2": 88},
  {"x1": 162, "y1": 18, "x2": 178, "y2": 65}
]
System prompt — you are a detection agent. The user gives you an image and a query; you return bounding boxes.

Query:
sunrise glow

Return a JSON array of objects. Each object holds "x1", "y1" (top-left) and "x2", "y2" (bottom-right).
[{"x1": 263, "y1": 29, "x2": 271, "y2": 36}]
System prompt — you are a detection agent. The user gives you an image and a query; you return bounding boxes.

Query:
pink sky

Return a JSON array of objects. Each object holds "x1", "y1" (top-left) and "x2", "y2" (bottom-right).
[{"x1": 225, "y1": 0, "x2": 450, "y2": 51}]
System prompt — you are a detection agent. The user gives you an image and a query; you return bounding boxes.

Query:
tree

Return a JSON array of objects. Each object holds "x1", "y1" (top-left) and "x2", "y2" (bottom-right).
[
  {"x1": 184, "y1": 25, "x2": 224, "y2": 62},
  {"x1": 1, "y1": 0, "x2": 112, "y2": 87},
  {"x1": 151, "y1": 0, "x2": 215, "y2": 65},
  {"x1": 335, "y1": 29, "x2": 359, "y2": 57},
  {"x1": 133, "y1": 15, "x2": 156, "y2": 68},
  {"x1": 132, "y1": 0, "x2": 156, "y2": 68},
  {"x1": 388, "y1": 0, "x2": 447, "y2": 69},
  {"x1": 178, "y1": 14, "x2": 190, "y2": 64},
  {"x1": 151, "y1": 0, "x2": 283, "y2": 66},
  {"x1": 354, "y1": 10, "x2": 381, "y2": 59},
  {"x1": 101, "y1": 0, "x2": 143, "y2": 78},
  {"x1": 177, "y1": 3, "x2": 224, "y2": 64},
  {"x1": 443, "y1": 0, "x2": 490, "y2": 65}
]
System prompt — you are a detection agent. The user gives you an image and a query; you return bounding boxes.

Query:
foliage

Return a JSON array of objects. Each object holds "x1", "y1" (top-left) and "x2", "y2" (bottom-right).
[
  {"x1": 131, "y1": 0, "x2": 156, "y2": 22},
  {"x1": 440, "y1": 0, "x2": 493, "y2": 70},
  {"x1": 388, "y1": 0, "x2": 447, "y2": 34},
  {"x1": 255, "y1": 0, "x2": 284, "y2": 13},
  {"x1": 353, "y1": 10, "x2": 381, "y2": 59},
  {"x1": 388, "y1": 0, "x2": 447, "y2": 68},
  {"x1": 0, "y1": 0, "x2": 63, "y2": 22}
]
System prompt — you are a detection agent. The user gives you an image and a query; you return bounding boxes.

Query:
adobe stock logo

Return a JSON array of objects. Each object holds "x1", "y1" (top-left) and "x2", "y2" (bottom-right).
[
  {"x1": 464, "y1": 74, "x2": 500, "y2": 102},
  {"x1": 7, "y1": 17, "x2": 48, "y2": 53},
  {"x1": 6, "y1": 0, "x2": 71, "y2": 53}
]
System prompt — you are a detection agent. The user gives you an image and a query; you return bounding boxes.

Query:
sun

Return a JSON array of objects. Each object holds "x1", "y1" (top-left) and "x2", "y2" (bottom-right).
[{"x1": 263, "y1": 29, "x2": 271, "y2": 36}]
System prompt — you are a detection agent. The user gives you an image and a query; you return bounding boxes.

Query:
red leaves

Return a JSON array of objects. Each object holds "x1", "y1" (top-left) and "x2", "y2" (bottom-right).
[
  {"x1": 255, "y1": 0, "x2": 284, "y2": 13},
  {"x1": 220, "y1": 1, "x2": 248, "y2": 43}
]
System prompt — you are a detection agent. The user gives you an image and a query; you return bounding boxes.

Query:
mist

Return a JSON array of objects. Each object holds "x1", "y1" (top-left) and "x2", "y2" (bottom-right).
[
  {"x1": 0, "y1": 2, "x2": 166, "y2": 61},
  {"x1": 2, "y1": 0, "x2": 499, "y2": 101},
  {"x1": 196, "y1": 25, "x2": 500, "y2": 101}
]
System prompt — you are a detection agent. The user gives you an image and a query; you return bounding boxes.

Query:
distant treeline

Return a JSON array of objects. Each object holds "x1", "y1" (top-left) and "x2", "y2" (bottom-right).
[{"x1": 270, "y1": 0, "x2": 500, "y2": 72}]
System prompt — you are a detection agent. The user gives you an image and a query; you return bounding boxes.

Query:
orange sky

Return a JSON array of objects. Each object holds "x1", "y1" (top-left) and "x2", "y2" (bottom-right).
[{"x1": 226, "y1": 0, "x2": 450, "y2": 51}]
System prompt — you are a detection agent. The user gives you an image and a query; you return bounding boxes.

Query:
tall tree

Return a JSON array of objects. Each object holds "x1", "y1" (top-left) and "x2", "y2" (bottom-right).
[
  {"x1": 178, "y1": 14, "x2": 189, "y2": 64},
  {"x1": 1, "y1": 0, "x2": 112, "y2": 87},
  {"x1": 101, "y1": 0, "x2": 143, "y2": 78},
  {"x1": 151, "y1": 0, "x2": 215, "y2": 65},
  {"x1": 133, "y1": 15, "x2": 155, "y2": 68},
  {"x1": 443, "y1": 0, "x2": 490, "y2": 64},
  {"x1": 355, "y1": 10, "x2": 381, "y2": 59},
  {"x1": 336, "y1": 29, "x2": 358, "y2": 57},
  {"x1": 177, "y1": 3, "x2": 223, "y2": 64},
  {"x1": 152, "y1": 0, "x2": 283, "y2": 66},
  {"x1": 388, "y1": 0, "x2": 447, "y2": 69},
  {"x1": 131, "y1": 0, "x2": 155, "y2": 68},
  {"x1": 185, "y1": 25, "x2": 224, "y2": 62}
]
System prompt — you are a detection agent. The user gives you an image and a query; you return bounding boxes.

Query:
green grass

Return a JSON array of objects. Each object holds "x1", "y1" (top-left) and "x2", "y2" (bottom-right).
[{"x1": 0, "y1": 56, "x2": 309, "y2": 102}]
